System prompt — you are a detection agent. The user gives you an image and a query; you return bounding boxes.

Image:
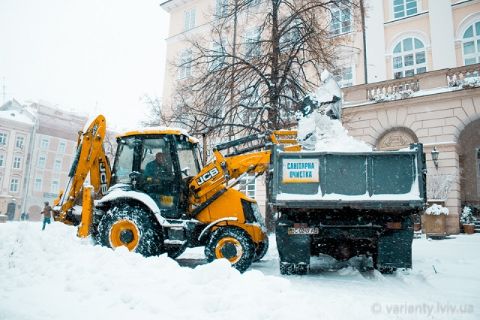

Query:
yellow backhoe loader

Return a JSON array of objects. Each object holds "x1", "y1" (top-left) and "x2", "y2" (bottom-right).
[{"x1": 54, "y1": 115, "x2": 297, "y2": 272}]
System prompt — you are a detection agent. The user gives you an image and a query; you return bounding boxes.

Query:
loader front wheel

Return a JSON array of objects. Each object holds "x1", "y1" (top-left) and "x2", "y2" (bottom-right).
[
  {"x1": 97, "y1": 203, "x2": 164, "y2": 257},
  {"x1": 205, "y1": 227, "x2": 255, "y2": 273}
]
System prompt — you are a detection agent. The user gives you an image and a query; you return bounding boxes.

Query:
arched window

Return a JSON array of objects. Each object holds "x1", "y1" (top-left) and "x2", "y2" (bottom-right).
[
  {"x1": 462, "y1": 21, "x2": 480, "y2": 65},
  {"x1": 392, "y1": 37, "x2": 426, "y2": 79}
]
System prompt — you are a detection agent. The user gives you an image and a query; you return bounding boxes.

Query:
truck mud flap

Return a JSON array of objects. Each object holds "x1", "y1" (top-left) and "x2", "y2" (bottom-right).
[
  {"x1": 377, "y1": 229, "x2": 413, "y2": 269},
  {"x1": 276, "y1": 221, "x2": 311, "y2": 264}
]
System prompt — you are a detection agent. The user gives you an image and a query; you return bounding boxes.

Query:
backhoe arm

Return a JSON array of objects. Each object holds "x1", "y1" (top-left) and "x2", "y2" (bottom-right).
[
  {"x1": 53, "y1": 115, "x2": 111, "y2": 224},
  {"x1": 188, "y1": 130, "x2": 298, "y2": 211}
]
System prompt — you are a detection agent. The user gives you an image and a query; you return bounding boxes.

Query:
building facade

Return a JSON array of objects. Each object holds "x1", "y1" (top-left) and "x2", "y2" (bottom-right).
[
  {"x1": 0, "y1": 100, "x2": 36, "y2": 220},
  {"x1": 0, "y1": 101, "x2": 88, "y2": 220},
  {"x1": 160, "y1": 0, "x2": 480, "y2": 233}
]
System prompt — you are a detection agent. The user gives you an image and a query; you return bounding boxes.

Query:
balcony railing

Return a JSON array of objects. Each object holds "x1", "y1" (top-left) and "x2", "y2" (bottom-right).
[{"x1": 343, "y1": 63, "x2": 480, "y2": 105}]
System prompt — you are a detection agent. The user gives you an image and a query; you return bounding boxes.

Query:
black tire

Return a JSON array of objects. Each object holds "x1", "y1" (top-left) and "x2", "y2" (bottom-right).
[
  {"x1": 253, "y1": 237, "x2": 269, "y2": 262},
  {"x1": 96, "y1": 203, "x2": 164, "y2": 257},
  {"x1": 204, "y1": 227, "x2": 255, "y2": 273}
]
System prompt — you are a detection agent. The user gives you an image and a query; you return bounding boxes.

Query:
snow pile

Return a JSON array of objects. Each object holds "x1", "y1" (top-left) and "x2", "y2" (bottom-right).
[
  {"x1": 296, "y1": 70, "x2": 371, "y2": 152},
  {"x1": 425, "y1": 203, "x2": 449, "y2": 215},
  {"x1": 297, "y1": 113, "x2": 372, "y2": 152},
  {"x1": 1, "y1": 222, "x2": 479, "y2": 320}
]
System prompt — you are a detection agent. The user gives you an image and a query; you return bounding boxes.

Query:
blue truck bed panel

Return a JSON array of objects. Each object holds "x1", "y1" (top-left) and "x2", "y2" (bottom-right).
[{"x1": 271, "y1": 144, "x2": 426, "y2": 210}]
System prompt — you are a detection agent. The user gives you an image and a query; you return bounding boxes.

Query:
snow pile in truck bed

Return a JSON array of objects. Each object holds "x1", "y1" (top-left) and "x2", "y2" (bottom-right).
[
  {"x1": 297, "y1": 70, "x2": 371, "y2": 152},
  {"x1": 297, "y1": 113, "x2": 372, "y2": 152},
  {"x1": 1, "y1": 222, "x2": 479, "y2": 320}
]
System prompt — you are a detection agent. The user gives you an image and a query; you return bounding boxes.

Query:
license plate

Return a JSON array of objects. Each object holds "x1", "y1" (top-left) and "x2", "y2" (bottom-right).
[{"x1": 288, "y1": 227, "x2": 319, "y2": 235}]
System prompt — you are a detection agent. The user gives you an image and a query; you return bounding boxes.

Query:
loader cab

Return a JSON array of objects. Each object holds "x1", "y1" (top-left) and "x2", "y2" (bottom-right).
[{"x1": 111, "y1": 130, "x2": 201, "y2": 218}]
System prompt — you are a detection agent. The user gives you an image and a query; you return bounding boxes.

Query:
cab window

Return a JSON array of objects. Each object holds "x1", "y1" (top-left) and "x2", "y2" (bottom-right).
[
  {"x1": 140, "y1": 138, "x2": 174, "y2": 174},
  {"x1": 113, "y1": 138, "x2": 136, "y2": 184},
  {"x1": 176, "y1": 138, "x2": 200, "y2": 177}
]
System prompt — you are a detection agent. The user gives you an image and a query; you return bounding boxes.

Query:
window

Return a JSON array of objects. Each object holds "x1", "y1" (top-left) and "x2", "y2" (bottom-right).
[
  {"x1": 58, "y1": 141, "x2": 66, "y2": 153},
  {"x1": 331, "y1": 5, "x2": 352, "y2": 35},
  {"x1": 240, "y1": 85, "x2": 262, "y2": 123},
  {"x1": 239, "y1": 174, "x2": 256, "y2": 199},
  {"x1": 38, "y1": 155, "x2": 46, "y2": 168},
  {"x1": 215, "y1": 0, "x2": 228, "y2": 18},
  {"x1": 15, "y1": 136, "x2": 24, "y2": 149},
  {"x1": 184, "y1": 8, "x2": 196, "y2": 31},
  {"x1": 54, "y1": 158, "x2": 62, "y2": 171},
  {"x1": 280, "y1": 19, "x2": 302, "y2": 51},
  {"x1": 393, "y1": 0, "x2": 417, "y2": 19},
  {"x1": 244, "y1": 27, "x2": 261, "y2": 58},
  {"x1": 34, "y1": 177, "x2": 43, "y2": 191},
  {"x1": 334, "y1": 66, "x2": 354, "y2": 87},
  {"x1": 13, "y1": 156, "x2": 22, "y2": 169},
  {"x1": 392, "y1": 37, "x2": 426, "y2": 79},
  {"x1": 179, "y1": 49, "x2": 193, "y2": 79},
  {"x1": 40, "y1": 138, "x2": 49, "y2": 149},
  {"x1": 51, "y1": 180, "x2": 59, "y2": 194},
  {"x1": 0, "y1": 132, "x2": 7, "y2": 146},
  {"x1": 10, "y1": 178, "x2": 19, "y2": 193},
  {"x1": 0, "y1": 153, "x2": 4, "y2": 167},
  {"x1": 462, "y1": 21, "x2": 480, "y2": 65},
  {"x1": 209, "y1": 41, "x2": 226, "y2": 71}
]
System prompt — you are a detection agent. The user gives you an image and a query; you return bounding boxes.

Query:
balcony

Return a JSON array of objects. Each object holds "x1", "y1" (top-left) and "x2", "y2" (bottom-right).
[{"x1": 343, "y1": 63, "x2": 480, "y2": 106}]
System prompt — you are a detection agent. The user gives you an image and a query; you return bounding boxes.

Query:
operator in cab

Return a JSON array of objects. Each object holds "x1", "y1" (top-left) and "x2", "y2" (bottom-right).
[
  {"x1": 144, "y1": 152, "x2": 173, "y2": 183},
  {"x1": 143, "y1": 151, "x2": 176, "y2": 211}
]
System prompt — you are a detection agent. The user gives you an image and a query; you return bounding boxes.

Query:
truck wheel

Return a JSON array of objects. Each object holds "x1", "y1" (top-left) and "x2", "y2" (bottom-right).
[
  {"x1": 204, "y1": 227, "x2": 255, "y2": 273},
  {"x1": 253, "y1": 237, "x2": 269, "y2": 262},
  {"x1": 280, "y1": 262, "x2": 309, "y2": 275},
  {"x1": 97, "y1": 203, "x2": 164, "y2": 257}
]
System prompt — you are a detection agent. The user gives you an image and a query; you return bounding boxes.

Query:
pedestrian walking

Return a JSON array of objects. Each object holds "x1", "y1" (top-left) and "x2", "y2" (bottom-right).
[{"x1": 41, "y1": 202, "x2": 52, "y2": 230}]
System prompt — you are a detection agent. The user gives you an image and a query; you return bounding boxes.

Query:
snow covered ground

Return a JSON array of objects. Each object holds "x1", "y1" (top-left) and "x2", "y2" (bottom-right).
[{"x1": 1, "y1": 222, "x2": 479, "y2": 320}]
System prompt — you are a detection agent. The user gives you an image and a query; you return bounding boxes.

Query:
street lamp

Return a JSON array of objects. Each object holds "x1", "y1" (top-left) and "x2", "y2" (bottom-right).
[{"x1": 431, "y1": 146, "x2": 439, "y2": 169}]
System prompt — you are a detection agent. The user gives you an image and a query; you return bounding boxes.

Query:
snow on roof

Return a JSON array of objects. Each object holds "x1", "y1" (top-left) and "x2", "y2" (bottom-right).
[
  {"x1": 0, "y1": 109, "x2": 35, "y2": 126},
  {"x1": 121, "y1": 126, "x2": 200, "y2": 143}
]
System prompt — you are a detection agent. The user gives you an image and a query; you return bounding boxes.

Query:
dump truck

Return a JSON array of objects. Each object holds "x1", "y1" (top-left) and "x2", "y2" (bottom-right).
[{"x1": 270, "y1": 144, "x2": 427, "y2": 274}]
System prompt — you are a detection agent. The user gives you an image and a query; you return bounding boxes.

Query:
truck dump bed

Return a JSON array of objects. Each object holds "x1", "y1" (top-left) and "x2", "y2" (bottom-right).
[{"x1": 271, "y1": 143, "x2": 426, "y2": 210}]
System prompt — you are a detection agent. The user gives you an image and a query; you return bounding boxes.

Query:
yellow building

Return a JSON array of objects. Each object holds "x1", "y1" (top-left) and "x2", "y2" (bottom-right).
[{"x1": 160, "y1": 0, "x2": 480, "y2": 233}]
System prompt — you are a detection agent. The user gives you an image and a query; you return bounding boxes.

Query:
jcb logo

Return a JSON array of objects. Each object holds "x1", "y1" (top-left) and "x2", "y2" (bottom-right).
[
  {"x1": 99, "y1": 161, "x2": 108, "y2": 195},
  {"x1": 197, "y1": 168, "x2": 219, "y2": 186}
]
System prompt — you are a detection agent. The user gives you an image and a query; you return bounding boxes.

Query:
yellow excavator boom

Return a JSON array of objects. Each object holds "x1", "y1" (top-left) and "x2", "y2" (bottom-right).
[{"x1": 53, "y1": 115, "x2": 111, "y2": 225}]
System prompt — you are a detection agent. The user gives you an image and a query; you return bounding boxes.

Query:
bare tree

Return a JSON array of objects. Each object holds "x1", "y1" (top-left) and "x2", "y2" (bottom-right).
[
  {"x1": 141, "y1": 95, "x2": 170, "y2": 127},
  {"x1": 163, "y1": 0, "x2": 360, "y2": 138}
]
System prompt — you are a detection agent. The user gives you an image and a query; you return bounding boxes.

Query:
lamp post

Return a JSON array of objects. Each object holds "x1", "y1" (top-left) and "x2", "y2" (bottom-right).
[{"x1": 431, "y1": 146, "x2": 439, "y2": 169}]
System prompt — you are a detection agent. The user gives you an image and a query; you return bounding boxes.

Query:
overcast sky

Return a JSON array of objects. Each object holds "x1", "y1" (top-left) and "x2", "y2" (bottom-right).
[{"x1": 0, "y1": 0, "x2": 169, "y2": 130}]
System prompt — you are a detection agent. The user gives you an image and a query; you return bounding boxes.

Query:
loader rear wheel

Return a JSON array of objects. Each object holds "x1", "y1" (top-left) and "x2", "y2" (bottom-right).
[
  {"x1": 97, "y1": 203, "x2": 164, "y2": 257},
  {"x1": 205, "y1": 227, "x2": 255, "y2": 273}
]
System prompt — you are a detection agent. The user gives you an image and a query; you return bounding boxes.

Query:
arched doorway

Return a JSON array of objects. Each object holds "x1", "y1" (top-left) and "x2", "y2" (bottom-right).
[{"x1": 458, "y1": 119, "x2": 480, "y2": 212}]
